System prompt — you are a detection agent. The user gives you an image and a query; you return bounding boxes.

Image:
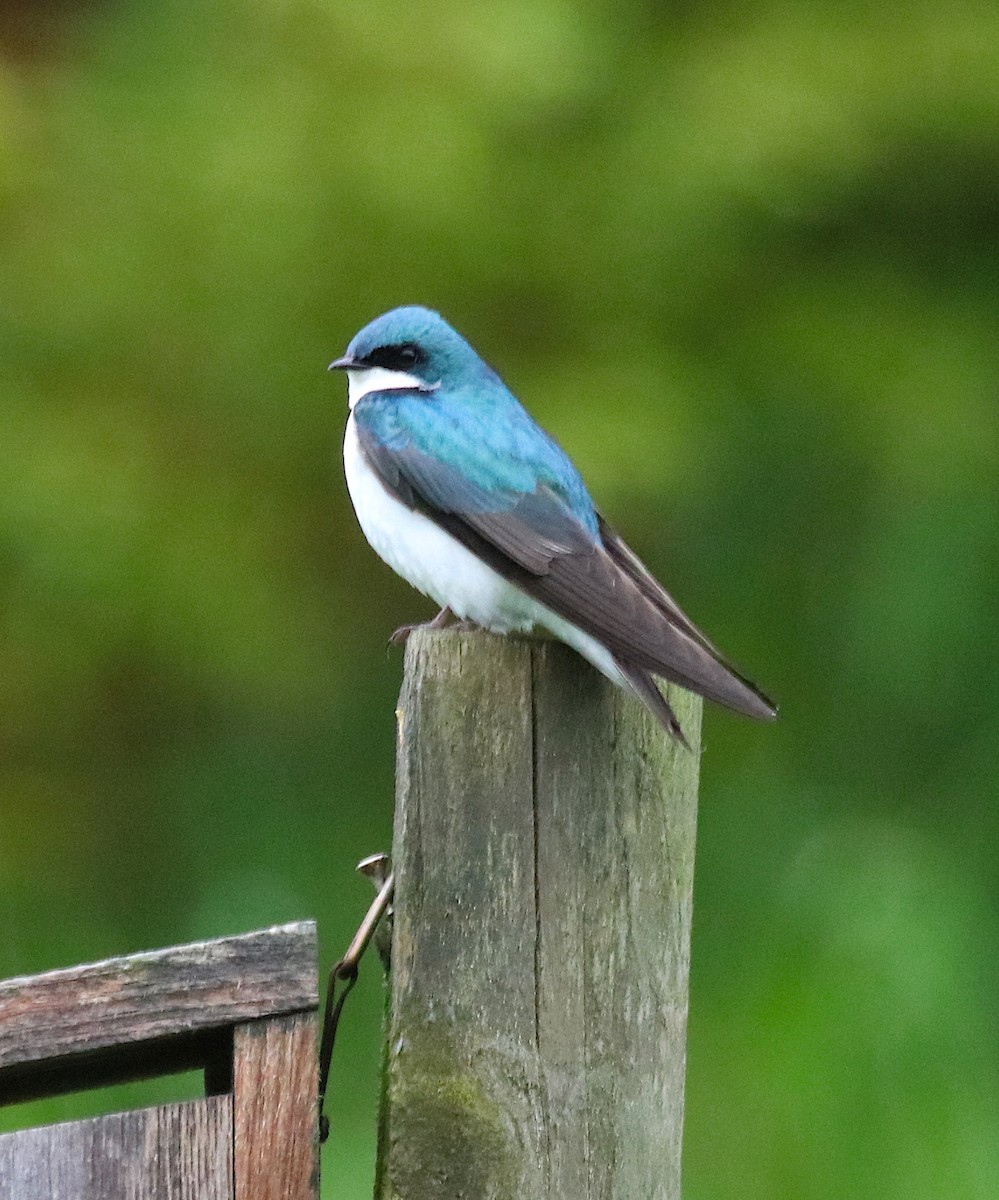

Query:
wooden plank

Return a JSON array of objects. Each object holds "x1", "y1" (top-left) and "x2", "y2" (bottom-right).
[
  {"x1": 0, "y1": 923, "x2": 317, "y2": 1104},
  {"x1": 0, "y1": 1093, "x2": 232, "y2": 1200},
  {"x1": 233, "y1": 1013, "x2": 318, "y2": 1200},
  {"x1": 378, "y1": 629, "x2": 701, "y2": 1200}
]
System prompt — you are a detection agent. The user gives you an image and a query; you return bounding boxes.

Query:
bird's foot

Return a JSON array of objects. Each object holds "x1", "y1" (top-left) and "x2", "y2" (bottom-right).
[{"x1": 388, "y1": 606, "x2": 456, "y2": 647}]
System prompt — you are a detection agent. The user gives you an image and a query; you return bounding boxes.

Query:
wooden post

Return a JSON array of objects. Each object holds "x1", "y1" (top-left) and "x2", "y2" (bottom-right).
[
  {"x1": 0, "y1": 922, "x2": 319, "y2": 1200},
  {"x1": 377, "y1": 630, "x2": 702, "y2": 1200}
]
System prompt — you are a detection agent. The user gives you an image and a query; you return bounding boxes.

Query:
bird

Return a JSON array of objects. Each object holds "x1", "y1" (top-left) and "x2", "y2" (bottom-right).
[{"x1": 330, "y1": 305, "x2": 776, "y2": 746}]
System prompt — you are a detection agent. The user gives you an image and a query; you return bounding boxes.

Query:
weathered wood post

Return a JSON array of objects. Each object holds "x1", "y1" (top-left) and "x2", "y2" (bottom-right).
[
  {"x1": 377, "y1": 629, "x2": 702, "y2": 1199},
  {"x1": 0, "y1": 922, "x2": 318, "y2": 1200}
]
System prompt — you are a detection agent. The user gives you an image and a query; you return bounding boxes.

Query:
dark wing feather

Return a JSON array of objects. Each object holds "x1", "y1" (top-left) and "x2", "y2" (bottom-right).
[
  {"x1": 356, "y1": 422, "x2": 777, "y2": 721},
  {"x1": 595, "y1": 520, "x2": 777, "y2": 719},
  {"x1": 521, "y1": 541, "x2": 777, "y2": 718},
  {"x1": 598, "y1": 517, "x2": 723, "y2": 652}
]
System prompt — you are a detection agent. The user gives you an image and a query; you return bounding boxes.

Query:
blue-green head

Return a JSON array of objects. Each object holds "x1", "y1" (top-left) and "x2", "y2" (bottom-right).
[{"x1": 329, "y1": 306, "x2": 499, "y2": 397}]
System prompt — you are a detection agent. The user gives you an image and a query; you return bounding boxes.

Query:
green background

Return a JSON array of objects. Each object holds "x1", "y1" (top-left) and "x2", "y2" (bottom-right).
[{"x1": 2, "y1": 1, "x2": 997, "y2": 1196}]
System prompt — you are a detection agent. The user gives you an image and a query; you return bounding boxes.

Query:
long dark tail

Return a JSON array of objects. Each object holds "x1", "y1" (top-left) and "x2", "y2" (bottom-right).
[{"x1": 617, "y1": 660, "x2": 692, "y2": 749}]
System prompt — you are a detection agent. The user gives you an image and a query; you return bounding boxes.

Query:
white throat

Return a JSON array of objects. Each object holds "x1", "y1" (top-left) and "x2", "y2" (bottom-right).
[{"x1": 346, "y1": 366, "x2": 426, "y2": 409}]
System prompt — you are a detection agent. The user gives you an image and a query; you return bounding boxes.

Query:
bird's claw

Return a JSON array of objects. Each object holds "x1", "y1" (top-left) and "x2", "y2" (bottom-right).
[{"x1": 388, "y1": 606, "x2": 457, "y2": 647}]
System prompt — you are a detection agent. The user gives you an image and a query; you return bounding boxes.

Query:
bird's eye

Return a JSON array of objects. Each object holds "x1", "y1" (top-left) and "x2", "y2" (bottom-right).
[{"x1": 366, "y1": 342, "x2": 426, "y2": 372}]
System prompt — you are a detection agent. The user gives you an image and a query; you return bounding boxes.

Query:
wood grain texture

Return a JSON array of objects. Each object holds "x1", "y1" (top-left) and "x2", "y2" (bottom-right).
[
  {"x1": 0, "y1": 922, "x2": 317, "y2": 1105},
  {"x1": 378, "y1": 629, "x2": 701, "y2": 1200},
  {"x1": 0, "y1": 1094, "x2": 232, "y2": 1200},
  {"x1": 233, "y1": 1013, "x2": 318, "y2": 1200}
]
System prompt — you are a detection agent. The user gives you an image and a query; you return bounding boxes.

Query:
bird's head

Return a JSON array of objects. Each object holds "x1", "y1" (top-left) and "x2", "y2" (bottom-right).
[{"x1": 329, "y1": 306, "x2": 491, "y2": 408}]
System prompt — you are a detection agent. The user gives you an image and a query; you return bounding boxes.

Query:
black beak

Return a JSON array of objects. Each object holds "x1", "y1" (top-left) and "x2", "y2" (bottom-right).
[{"x1": 328, "y1": 355, "x2": 357, "y2": 372}]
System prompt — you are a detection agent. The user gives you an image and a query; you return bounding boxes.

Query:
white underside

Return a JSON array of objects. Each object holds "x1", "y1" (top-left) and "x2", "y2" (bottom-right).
[{"x1": 343, "y1": 409, "x2": 624, "y2": 687}]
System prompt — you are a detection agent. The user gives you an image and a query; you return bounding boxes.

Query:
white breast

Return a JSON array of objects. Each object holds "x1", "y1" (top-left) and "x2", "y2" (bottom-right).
[{"x1": 343, "y1": 414, "x2": 539, "y2": 632}]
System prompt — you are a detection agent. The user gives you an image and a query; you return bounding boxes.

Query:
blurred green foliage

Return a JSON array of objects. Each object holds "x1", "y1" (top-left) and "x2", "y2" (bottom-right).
[{"x1": 1, "y1": 0, "x2": 997, "y2": 1195}]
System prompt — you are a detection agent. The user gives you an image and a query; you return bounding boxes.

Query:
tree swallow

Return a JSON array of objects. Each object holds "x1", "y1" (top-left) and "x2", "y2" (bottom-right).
[{"x1": 330, "y1": 306, "x2": 776, "y2": 745}]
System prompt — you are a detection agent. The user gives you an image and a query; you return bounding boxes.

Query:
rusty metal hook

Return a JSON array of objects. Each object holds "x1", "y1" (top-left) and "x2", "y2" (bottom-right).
[{"x1": 317, "y1": 856, "x2": 394, "y2": 1143}]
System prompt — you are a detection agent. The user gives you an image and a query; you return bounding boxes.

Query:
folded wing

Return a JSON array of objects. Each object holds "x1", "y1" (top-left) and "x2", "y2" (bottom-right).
[{"x1": 355, "y1": 410, "x2": 776, "y2": 721}]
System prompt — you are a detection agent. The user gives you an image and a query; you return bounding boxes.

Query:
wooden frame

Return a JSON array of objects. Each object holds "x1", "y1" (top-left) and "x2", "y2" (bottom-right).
[{"x1": 0, "y1": 922, "x2": 318, "y2": 1200}]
